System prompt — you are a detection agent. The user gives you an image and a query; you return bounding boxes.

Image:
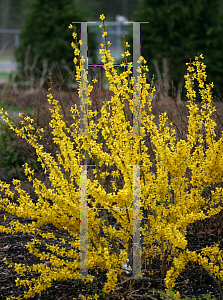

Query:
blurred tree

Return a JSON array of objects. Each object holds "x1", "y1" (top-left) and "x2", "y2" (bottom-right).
[
  {"x1": 14, "y1": 0, "x2": 98, "y2": 88},
  {"x1": 74, "y1": 0, "x2": 141, "y2": 22},
  {"x1": 125, "y1": 0, "x2": 223, "y2": 101}
]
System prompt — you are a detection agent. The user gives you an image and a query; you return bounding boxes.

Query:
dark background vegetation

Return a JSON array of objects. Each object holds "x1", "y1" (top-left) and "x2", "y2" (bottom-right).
[
  {"x1": 124, "y1": 0, "x2": 223, "y2": 102},
  {"x1": 11, "y1": 0, "x2": 98, "y2": 87},
  {"x1": 1, "y1": 0, "x2": 223, "y2": 99}
]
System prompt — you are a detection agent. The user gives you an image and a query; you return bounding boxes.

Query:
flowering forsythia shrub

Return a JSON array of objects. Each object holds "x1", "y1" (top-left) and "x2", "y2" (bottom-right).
[{"x1": 0, "y1": 14, "x2": 223, "y2": 300}]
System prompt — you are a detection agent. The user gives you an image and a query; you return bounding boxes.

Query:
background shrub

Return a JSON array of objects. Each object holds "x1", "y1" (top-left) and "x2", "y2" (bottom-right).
[
  {"x1": 0, "y1": 119, "x2": 42, "y2": 182},
  {"x1": 14, "y1": 0, "x2": 98, "y2": 87},
  {"x1": 125, "y1": 0, "x2": 223, "y2": 101}
]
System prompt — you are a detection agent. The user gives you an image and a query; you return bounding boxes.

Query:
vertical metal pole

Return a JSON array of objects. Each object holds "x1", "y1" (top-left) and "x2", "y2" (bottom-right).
[
  {"x1": 124, "y1": 21, "x2": 149, "y2": 279},
  {"x1": 80, "y1": 164, "x2": 88, "y2": 278},
  {"x1": 123, "y1": 21, "x2": 149, "y2": 138},
  {"x1": 133, "y1": 22, "x2": 141, "y2": 136},
  {"x1": 79, "y1": 22, "x2": 88, "y2": 137},
  {"x1": 125, "y1": 164, "x2": 150, "y2": 280},
  {"x1": 72, "y1": 21, "x2": 96, "y2": 280},
  {"x1": 133, "y1": 164, "x2": 141, "y2": 278}
]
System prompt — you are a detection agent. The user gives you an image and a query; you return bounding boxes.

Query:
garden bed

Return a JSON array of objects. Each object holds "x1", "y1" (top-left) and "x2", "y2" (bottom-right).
[{"x1": 0, "y1": 171, "x2": 223, "y2": 300}]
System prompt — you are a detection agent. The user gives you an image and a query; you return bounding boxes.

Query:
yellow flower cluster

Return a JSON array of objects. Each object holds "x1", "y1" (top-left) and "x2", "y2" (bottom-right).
[{"x1": 0, "y1": 14, "x2": 222, "y2": 300}]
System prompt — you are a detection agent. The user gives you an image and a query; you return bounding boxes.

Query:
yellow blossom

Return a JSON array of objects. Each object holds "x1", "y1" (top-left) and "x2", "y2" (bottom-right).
[{"x1": 99, "y1": 14, "x2": 105, "y2": 20}]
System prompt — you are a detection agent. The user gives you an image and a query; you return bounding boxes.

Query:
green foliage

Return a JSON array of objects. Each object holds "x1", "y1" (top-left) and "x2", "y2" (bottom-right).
[
  {"x1": 14, "y1": 0, "x2": 98, "y2": 87},
  {"x1": 125, "y1": 0, "x2": 223, "y2": 101},
  {"x1": 0, "y1": 121, "x2": 42, "y2": 182}
]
